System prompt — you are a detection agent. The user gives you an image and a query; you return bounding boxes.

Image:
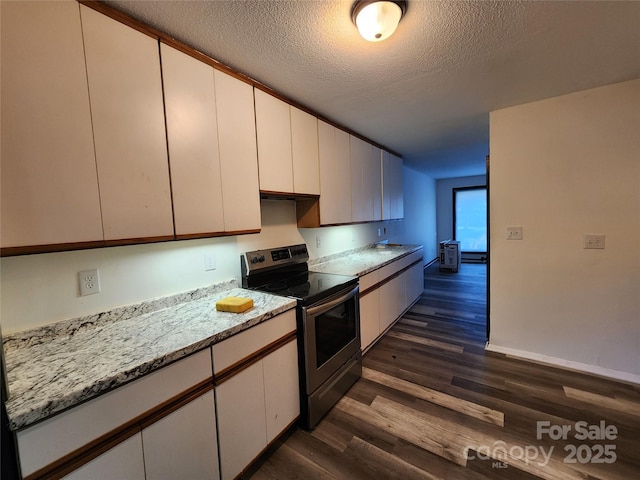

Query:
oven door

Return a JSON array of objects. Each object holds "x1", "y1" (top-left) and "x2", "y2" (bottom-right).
[{"x1": 302, "y1": 283, "x2": 360, "y2": 394}]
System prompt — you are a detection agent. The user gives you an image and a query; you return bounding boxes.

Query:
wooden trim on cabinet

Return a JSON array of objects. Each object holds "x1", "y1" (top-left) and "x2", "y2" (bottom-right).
[
  {"x1": 0, "y1": 241, "x2": 107, "y2": 257},
  {"x1": 295, "y1": 198, "x2": 321, "y2": 228},
  {"x1": 260, "y1": 191, "x2": 319, "y2": 201},
  {"x1": 360, "y1": 258, "x2": 423, "y2": 297},
  {"x1": 23, "y1": 378, "x2": 213, "y2": 480},
  {"x1": 103, "y1": 235, "x2": 176, "y2": 248},
  {"x1": 175, "y1": 231, "x2": 241, "y2": 241},
  {"x1": 79, "y1": 1, "x2": 162, "y2": 39},
  {"x1": 214, "y1": 330, "x2": 297, "y2": 386}
]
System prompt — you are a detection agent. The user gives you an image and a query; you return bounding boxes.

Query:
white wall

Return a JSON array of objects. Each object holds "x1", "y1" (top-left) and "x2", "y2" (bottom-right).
[
  {"x1": 488, "y1": 79, "x2": 640, "y2": 382},
  {"x1": 436, "y1": 174, "x2": 486, "y2": 245},
  {"x1": 0, "y1": 200, "x2": 386, "y2": 334},
  {"x1": 396, "y1": 165, "x2": 437, "y2": 262}
]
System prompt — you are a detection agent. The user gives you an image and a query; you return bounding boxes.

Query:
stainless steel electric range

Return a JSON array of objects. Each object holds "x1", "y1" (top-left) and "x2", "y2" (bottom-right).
[{"x1": 241, "y1": 244, "x2": 361, "y2": 429}]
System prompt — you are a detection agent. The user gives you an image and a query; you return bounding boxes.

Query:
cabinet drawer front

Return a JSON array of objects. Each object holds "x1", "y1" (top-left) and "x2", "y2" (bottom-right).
[
  {"x1": 398, "y1": 249, "x2": 424, "y2": 271},
  {"x1": 17, "y1": 349, "x2": 212, "y2": 477},
  {"x1": 212, "y1": 310, "x2": 296, "y2": 374},
  {"x1": 359, "y1": 270, "x2": 380, "y2": 293}
]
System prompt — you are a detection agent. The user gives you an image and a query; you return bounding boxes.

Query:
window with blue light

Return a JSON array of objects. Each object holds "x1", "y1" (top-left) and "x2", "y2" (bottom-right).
[{"x1": 454, "y1": 187, "x2": 487, "y2": 252}]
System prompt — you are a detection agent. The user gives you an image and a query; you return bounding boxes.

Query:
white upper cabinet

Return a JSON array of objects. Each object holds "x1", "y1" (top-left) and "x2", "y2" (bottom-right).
[
  {"x1": 255, "y1": 91, "x2": 320, "y2": 196},
  {"x1": 350, "y1": 135, "x2": 370, "y2": 223},
  {"x1": 255, "y1": 89, "x2": 294, "y2": 193},
  {"x1": 214, "y1": 70, "x2": 261, "y2": 233},
  {"x1": 0, "y1": 1, "x2": 103, "y2": 249},
  {"x1": 80, "y1": 5, "x2": 174, "y2": 241},
  {"x1": 369, "y1": 147, "x2": 383, "y2": 221},
  {"x1": 291, "y1": 107, "x2": 320, "y2": 195},
  {"x1": 390, "y1": 153, "x2": 404, "y2": 219},
  {"x1": 382, "y1": 150, "x2": 404, "y2": 220},
  {"x1": 351, "y1": 137, "x2": 383, "y2": 222},
  {"x1": 160, "y1": 43, "x2": 225, "y2": 237},
  {"x1": 318, "y1": 121, "x2": 352, "y2": 225}
]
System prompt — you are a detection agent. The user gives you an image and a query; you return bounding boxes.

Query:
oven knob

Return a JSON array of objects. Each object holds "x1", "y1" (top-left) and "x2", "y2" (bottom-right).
[
  {"x1": 251, "y1": 256, "x2": 259, "y2": 264},
  {"x1": 259, "y1": 255, "x2": 266, "y2": 262}
]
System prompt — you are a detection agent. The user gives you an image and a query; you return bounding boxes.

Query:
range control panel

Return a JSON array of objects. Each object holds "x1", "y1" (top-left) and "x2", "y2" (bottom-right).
[{"x1": 241, "y1": 243, "x2": 309, "y2": 274}]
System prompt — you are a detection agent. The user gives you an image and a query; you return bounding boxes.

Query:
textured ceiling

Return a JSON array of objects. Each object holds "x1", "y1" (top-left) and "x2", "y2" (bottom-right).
[{"x1": 105, "y1": 0, "x2": 640, "y2": 179}]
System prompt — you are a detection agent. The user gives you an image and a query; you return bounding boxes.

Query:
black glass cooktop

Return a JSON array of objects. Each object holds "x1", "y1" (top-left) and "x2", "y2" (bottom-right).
[{"x1": 257, "y1": 271, "x2": 357, "y2": 306}]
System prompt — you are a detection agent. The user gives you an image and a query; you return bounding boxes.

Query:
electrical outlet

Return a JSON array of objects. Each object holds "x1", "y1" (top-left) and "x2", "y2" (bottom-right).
[
  {"x1": 79, "y1": 269, "x2": 100, "y2": 296},
  {"x1": 584, "y1": 234, "x2": 605, "y2": 249},
  {"x1": 377, "y1": 228, "x2": 382, "y2": 237},
  {"x1": 204, "y1": 252, "x2": 216, "y2": 271},
  {"x1": 316, "y1": 236, "x2": 321, "y2": 248},
  {"x1": 506, "y1": 226, "x2": 523, "y2": 240}
]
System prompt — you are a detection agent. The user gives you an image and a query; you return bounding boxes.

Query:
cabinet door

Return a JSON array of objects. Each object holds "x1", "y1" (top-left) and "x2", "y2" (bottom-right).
[
  {"x1": 161, "y1": 43, "x2": 225, "y2": 236},
  {"x1": 360, "y1": 289, "x2": 381, "y2": 351},
  {"x1": 216, "y1": 361, "x2": 267, "y2": 480},
  {"x1": 406, "y1": 262, "x2": 424, "y2": 307},
  {"x1": 379, "y1": 276, "x2": 403, "y2": 332},
  {"x1": 390, "y1": 153, "x2": 404, "y2": 219},
  {"x1": 291, "y1": 107, "x2": 320, "y2": 195},
  {"x1": 80, "y1": 5, "x2": 173, "y2": 241},
  {"x1": 263, "y1": 340, "x2": 300, "y2": 443},
  {"x1": 62, "y1": 433, "x2": 145, "y2": 480},
  {"x1": 350, "y1": 135, "x2": 370, "y2": 223},
  {"x1": 143, "y1": 390, "x2": 219, "y2": 480},
  {"x1": 214, "y1": 70, "x2": 261, "y2": 233},
  {"x1": 382, "y1": 151, "x2": 404, "y2": 220},
  {"x1": 1, "y1": 1, "x2": 103, "y2": 249},
  {"x1": 318, "y1": 121, "x2": 352, "y2": 225},
  {"x1": 369, "y1": 147, "x2": 383, "y2": 221},
  {"x1": 255, "y1": 89, "x2": 294, "y2": 193},
  {"x1": 382, "y1": 150, "x2": 392, "y2": 220}
]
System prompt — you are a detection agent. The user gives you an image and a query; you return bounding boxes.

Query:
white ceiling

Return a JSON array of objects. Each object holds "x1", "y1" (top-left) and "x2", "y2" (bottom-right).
[{"x1": 105, "y1": 0, "x2": 640, "y2": 179}]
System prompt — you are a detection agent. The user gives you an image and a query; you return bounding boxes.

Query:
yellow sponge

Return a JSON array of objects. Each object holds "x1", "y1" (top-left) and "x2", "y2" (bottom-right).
[{"x1": 215, "y1": 296, "x2": 254, "y2": 313}]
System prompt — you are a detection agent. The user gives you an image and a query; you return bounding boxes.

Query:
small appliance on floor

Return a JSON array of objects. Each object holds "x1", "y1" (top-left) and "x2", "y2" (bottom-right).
[{"x1": 439, "y1": 240, "x2": 461, "y2": 273}]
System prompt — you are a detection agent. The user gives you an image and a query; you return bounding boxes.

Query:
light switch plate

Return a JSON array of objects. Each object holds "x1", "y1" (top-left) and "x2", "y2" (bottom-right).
[
  {"x1": 506, "y1": 226, "x2": 523, "y2": 240},
  {"x1": 204, "y1": 253, "x2": 216, "y2": 271},
  {"x1": 584, "y1": 234, "x2": 605, "y2": 249}
]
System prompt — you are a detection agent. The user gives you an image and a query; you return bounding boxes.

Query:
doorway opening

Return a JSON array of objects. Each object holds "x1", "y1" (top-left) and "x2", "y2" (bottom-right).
[{"x1": 452, "y1": 186, "x2": 487, "y2": 263}]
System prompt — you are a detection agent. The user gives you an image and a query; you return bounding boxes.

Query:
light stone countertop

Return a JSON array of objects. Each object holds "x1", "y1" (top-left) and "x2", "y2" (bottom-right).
[
  {"x1": 3, "y1": 281, "x2": 296, "y2": 431},
  {"x1": 310, "y1": 244, "x2": 423, "y2": 277},
  {"x1": 3, "y1": 244, "x2": 422, "y2": 432}
]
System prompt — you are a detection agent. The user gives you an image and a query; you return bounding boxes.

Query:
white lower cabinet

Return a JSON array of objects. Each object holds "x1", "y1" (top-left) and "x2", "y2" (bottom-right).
[
  {"x1": 360, "y1": 289, "x2": 380, "y2": 352},
  {"x1": 215, "y1": 340, "x2": 299, "y2": 480},
  {"x1": 143, "y1": 390, "x2": 219, "y2": 480},
  {"x1": 360, "y1": 250, "x2": 424, "y2": 351},
  {"x1": 213, "y1": 310, "x2": 299, "y2": 479},
  {"x1": 379, "y1": 275, "x2": 404, "y2": 333},
  {"x1": 263, "y1": 340, "x2": 300, "y2": 443},
  {"x1": 63, "y1": 433, "x2": 145, "y2": 480},
  {"x1": 216, "y1": 362, "x2": 267, "y2": 480},
  {"x1": 406, "y1": 262, "x2": 425, "y2": 306},
  {"x1": 17, "y1": 349, "x2": 217, "y2": 479}
]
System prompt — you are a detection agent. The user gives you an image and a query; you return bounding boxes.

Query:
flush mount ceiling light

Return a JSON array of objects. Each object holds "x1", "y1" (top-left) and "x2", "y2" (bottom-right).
[{"x1": 351, "y1": 0, "x2": 407, "y2": 42}]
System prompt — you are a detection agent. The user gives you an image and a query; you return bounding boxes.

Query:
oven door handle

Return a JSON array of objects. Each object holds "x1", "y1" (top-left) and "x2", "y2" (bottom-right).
[{"x1": 305, "y1": 284, "x2": 359, "y2": 317}]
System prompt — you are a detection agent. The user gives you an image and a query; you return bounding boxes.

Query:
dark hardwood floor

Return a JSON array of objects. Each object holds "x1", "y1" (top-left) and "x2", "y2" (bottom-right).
[{"x1": 244, "y1": 263, "x2": 640, "y2": 480}]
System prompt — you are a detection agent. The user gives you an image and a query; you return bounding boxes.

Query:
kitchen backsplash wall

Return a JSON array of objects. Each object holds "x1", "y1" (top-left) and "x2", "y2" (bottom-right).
[{"x1": 0, "y1": 200, "x2": 396, "y2": 334}]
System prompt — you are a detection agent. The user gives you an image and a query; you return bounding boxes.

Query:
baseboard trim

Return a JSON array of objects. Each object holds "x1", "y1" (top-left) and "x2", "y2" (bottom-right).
[
  {"x1": 425, "y1": 257, "x2": 438, "y2": 268},
  {"x1": 485, "y1": 342, "x2": 640, "y2": 386}
]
